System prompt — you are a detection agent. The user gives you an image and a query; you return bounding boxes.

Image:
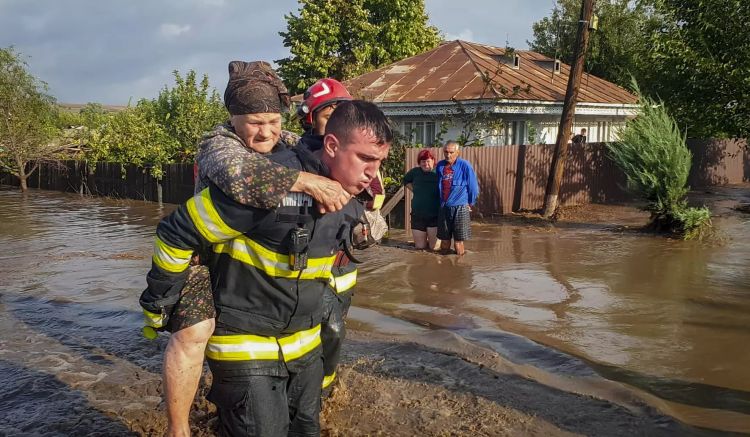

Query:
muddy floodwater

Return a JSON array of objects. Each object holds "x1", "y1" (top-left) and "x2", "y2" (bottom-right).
[{"x1": 1, "y1": 186, "x2": 749, "y2": 435}]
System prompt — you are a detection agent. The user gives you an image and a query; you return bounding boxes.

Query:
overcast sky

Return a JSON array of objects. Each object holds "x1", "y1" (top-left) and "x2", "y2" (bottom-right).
[{"x1": 0, "y1": 0, "x2": 557, "y2": 105}]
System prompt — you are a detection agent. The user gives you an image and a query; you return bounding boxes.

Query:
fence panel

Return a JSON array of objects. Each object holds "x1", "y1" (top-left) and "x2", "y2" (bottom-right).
[{"x1": 0, "y1": 138, "x2": 746, "y2": 230}]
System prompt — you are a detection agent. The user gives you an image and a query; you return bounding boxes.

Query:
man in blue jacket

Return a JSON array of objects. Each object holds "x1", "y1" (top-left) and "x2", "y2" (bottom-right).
[{"x1": 436, "y1": 140, "x2": 479, "y2": 256}]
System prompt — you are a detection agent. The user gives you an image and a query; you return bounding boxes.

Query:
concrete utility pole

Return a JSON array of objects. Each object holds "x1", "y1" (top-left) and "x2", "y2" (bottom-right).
[{"x1": 542, "y1": 0, "x2": 596, "y2": 218}]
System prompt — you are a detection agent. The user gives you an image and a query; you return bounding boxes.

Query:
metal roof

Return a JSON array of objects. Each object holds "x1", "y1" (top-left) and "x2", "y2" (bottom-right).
[{"x1": 342, "y1": 40, "x2": 637, "y2": 105}]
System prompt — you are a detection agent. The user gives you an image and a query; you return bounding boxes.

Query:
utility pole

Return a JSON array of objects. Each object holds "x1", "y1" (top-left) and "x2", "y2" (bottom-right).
[{"x1": 542, "y1": 0, "x2": 596, "y2": 218}]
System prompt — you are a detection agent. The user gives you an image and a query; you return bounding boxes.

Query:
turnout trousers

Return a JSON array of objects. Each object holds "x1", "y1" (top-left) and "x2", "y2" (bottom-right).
[
  {"x1": 207, "y1": 358, "x2": 324, "y2": 437},
  {"x1": 321, "y1": 287, "x2": 352, "y2": 391}
]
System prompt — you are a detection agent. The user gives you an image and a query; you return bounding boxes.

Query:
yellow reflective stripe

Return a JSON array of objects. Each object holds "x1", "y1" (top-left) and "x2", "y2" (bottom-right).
[
  {"x1": 278, "y1": 324, "x2": 322, "y2": 362},
  {"x1": 206, "y1": 325, "x2": 321, "y2": 363},
  {"x1": 333, "y1": 269, "x2": 357, "y2": 294},
  {"x1": 152, "y1": 236, "x2": 192, "y2": 273},
  {"x1": 205, "y1": 334, "x2": 280, "y2": 361},
  {"x1": 322, "y1": 371, "x2": 336, "y2": 388},
  {"x1": 213, "y1": 236, "x2": 335, "y2": 280},
  {"x1": 371, "y1": 194, "x2": 385, "y2": 210},
  {"x1": 143, "y1": 309, "x2": 166, "y2": 328},
  {"x1": 186, "y1": 189, "x2": 241, "y2": 243}
]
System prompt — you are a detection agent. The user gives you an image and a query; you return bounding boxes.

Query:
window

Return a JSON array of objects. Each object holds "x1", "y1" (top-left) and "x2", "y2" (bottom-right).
[
  {"x1": 485, "y1": 121, "x2": 526, "y2": 146},
  {"x1": 403, "y1": 121, "x2": 437, "y2": 145},
  {"x1": 554, "y1": 59, "x2": 561, "y2": 74},
  {"x1": 513, "y1": 54, "x2": 520, "y2": 69}
]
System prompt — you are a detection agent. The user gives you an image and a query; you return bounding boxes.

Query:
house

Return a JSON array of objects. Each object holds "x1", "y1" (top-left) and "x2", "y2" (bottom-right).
[{"x1": 342, "y1": 40, "x2": 638, "y2": 146}]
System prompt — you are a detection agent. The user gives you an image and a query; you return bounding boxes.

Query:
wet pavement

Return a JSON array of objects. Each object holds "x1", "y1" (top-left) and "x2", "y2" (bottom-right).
[{"x1": 1, "y1": 186, "x2": 749, "y2": 434}]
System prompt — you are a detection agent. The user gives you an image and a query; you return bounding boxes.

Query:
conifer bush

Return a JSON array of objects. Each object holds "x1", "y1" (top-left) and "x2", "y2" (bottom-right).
[{"x1": 606, "y1": 82, "x2": 712, "y2": 239}]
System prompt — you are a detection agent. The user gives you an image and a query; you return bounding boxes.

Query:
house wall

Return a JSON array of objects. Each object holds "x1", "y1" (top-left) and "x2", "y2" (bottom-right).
[
  {"x1": 390, "y1": 113, "x2": 628, "y2": 147},
  {"x1": 530, "y1": 116, "x2": 627, "y2": 145}
]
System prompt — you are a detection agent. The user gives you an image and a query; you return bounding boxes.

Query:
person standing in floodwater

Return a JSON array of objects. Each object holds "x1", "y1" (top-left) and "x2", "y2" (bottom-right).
[
  {"x1": 404, "y1": 149, "x2": 440, "y2": 250},
  {"x1": 436, "y1": 141, "x2": 478, "y2": 256},
  {"x1": 148, "y1": 61, "x2": 352, "y2": 437}
]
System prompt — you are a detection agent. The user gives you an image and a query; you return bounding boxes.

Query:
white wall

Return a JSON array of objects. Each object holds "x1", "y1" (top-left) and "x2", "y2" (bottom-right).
[
  {"x1": 529, "y1": 117, "x2": 627, "y2": 144},
  {"x1": 391, "y1": 114, "x2": 627, "y2": 146}
]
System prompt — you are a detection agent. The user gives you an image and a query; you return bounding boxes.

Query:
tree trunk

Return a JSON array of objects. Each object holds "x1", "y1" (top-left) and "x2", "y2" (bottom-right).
[
  {"x1": 15, "y1": 157, "x2": 28, "y2": 192},
  {"x1": 542, "y1": 0, "x2": 596, "y2": 218}
]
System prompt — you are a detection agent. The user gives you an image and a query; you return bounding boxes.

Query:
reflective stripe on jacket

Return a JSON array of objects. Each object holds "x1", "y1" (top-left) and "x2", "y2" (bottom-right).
[
  {"x1": 206, "y1": 324, "x2": 322, "y2": 362},
  {"x1": 331, "y1": 263, "x2": 357, "y2": 294},
  {"x1": 142, "y1": 145, "x2": 364, "y2": 373}
]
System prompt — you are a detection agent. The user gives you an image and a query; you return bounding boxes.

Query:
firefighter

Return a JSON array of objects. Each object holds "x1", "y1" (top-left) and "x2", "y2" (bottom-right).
[
  {"x1": 157, "y1": 62, "x2": 353, "y2": 437},
  {"x1": 296, "y1": 78, "x2": 386, "y2": 394},
  {"x1": 141, "y1": 100, "x2": 393, "y2": 436}
]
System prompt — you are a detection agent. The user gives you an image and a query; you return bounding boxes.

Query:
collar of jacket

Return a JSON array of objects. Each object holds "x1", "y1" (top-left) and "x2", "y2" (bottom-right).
[{"x1": 300, "y1": 132, "x2": 324, "y2": 152}]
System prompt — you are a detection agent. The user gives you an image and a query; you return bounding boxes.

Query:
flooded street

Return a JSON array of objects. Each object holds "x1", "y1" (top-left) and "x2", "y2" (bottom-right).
[{"x1": 1, "y1": 187, "x2": 749, "y2": 435}]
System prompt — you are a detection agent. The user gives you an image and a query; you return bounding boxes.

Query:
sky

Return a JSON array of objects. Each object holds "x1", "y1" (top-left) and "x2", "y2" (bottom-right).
[{"x1": 0, "y1": 0, "x2": 558, "y2": 105}]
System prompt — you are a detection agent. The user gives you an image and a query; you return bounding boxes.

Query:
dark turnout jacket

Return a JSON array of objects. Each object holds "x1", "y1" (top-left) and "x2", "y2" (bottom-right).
[{"x1": 141, "y1": 145, "x2": 363, "y2": 374}]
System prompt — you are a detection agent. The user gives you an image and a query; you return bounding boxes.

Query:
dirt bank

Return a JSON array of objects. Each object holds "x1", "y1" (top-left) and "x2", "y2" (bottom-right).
[{"x1": 104, "y1": 330, "x2": 702, "y2": 437}]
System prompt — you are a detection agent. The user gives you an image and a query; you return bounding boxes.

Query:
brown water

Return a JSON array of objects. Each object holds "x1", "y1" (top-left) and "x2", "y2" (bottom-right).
[{"x1": 1, "y1": 187, "x2": 749, "y2": 434}]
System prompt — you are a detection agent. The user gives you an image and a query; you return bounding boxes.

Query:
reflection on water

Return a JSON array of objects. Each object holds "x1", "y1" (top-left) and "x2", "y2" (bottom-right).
[
  {"x1": 354, "y1": 190, "x2": 750, "y2": 432},
  {"x1": 1, "y1": 187, "x2": 749, "y2": 432}
]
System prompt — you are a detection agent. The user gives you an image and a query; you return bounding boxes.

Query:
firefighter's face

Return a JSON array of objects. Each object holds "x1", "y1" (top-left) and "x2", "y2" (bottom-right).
[
  {"x1": 312, "y1": 105, "x2": 336, "y2": 136},
  {"x1": 231, "y1": 113, "x2": 281, "y2": 153},
  {"x1": 323, "y1": 128, "x2": 390, "y2": 195}
]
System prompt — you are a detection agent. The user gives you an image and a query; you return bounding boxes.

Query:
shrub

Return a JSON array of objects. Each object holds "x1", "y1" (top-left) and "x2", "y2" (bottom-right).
[{"x1": 606, "y1": 80, "x2": 712, "y2": 239}]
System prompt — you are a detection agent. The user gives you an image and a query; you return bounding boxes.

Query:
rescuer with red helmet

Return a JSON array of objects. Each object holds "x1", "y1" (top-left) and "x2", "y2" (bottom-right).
[{"x1": 296, "y1": 79, "x2": 388, "y2": 396}]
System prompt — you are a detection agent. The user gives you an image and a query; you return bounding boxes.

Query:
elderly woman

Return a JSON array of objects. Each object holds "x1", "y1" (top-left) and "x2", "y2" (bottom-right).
[
  {"x1": 403, "y1": 149, "x2": 440, "y2": 250},
  {"x1": 150, "y1": 61, "x2": 352, "y2": 437}
]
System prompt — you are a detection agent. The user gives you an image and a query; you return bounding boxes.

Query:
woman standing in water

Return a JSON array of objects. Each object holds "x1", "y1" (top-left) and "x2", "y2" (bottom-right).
[{"x1": 404, "y1": 149, "x2": 440, "y2": 250}]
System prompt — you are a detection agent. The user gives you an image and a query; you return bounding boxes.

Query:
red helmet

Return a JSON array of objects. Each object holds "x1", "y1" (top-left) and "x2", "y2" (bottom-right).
[{"x1": 300, "y1": 78, "x2": 353, "y2": 126}]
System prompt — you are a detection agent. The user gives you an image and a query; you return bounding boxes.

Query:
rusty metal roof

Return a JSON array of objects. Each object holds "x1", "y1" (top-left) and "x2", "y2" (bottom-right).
[{"x1": 342, "y1": 40, "x2": 636, "y2": 105}]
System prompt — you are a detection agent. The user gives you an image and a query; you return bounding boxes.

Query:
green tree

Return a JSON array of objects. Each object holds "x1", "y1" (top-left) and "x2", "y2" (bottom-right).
[
  {"x1": 528, "y1": 0, "x2": 658, "y2": 88},
  {"x1": 643, "y1": 0, "x2": 749, "y2": 138},
  {"x1": 146, "y1": 70, "x2": 227, "y2": 161},
  {"x1": 364, "y1": 0, "x2": 441, "y2": 67},
  {"x1": 606, "y1": 81, "x2": 711, "y2": 239},
  {"x1": 81, "y1": 70, "x2": 227, "y2": 177},
  {"x1": 85, "y1": 106, "x2": 179, "y2": 179},
  {"x1": 0, "y1": 47, "x2": 63, "y2": 191},
  {"x1": 531, "y1": 0, "x2": 749, "y2": 138},
  {"x1": 277, "y1": 0, "x2": 440, "y2": 94}
]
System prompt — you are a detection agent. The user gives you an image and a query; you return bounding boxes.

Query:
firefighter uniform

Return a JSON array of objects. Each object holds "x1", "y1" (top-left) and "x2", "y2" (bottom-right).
[
  {"x1": 141, "y1": 145, "x2": 363, "y2": 436},
  {"x1": 320, "y1": 168, "x2": 384, "y2": 392},
  {"x1": 321, "y1": 252, "x2": 358, "y2": 390}
]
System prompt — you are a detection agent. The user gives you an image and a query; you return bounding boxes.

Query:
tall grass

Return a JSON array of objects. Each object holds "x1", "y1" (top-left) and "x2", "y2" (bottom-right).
[{"x1": 606, "y1": 81, "x2": 712, "y2": 239}]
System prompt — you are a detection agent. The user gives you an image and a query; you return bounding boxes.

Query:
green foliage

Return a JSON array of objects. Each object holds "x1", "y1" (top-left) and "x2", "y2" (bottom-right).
[
  {"x1": 529, "y1": 0, "x2": 658, "y2": 89},
  {"x1": 277, "y1": 0, "x2": 441, "y2": 94},
  {"x1": 530, "y1": 0, "x2": 750, "y2": 138},
  {"x1": 526, "y1": 122, "x2": 538, "y2": 144},
  {"x1": 442, "y1": 100, "x2": 503, "y2": 147},
  {"x1": 55, "y1": 107, "x2": 84, "y2": 129},
  {"x1": 78, "y1": 70, "x2": 227, "y2": 178},
  {"x1": 642, "y1": 0, "x2": 750, "y2": 138},
  {"x1": 606, "y1": 81, "x2": 712, "y2": 239},
  {"x1": 85, "y1": 106, "x2": 179, "y2": 179},
  {"x1": 146, "y1": 70, "x2": 227, "y2": 161},
  {"x1": 364, "y1": 0, "x2": 442, "y2": 67},
  {"x1": 379, "y1": 129, "x2": 417, "y2": 193},
  {"x1": 282, "y1": 111, "x2": 304, "y2": 136},
  {"x1": 0, "y1": 47, "x2": 61, "y2": 190},
  {"x1": 673, "y1": 205, "x2": 712, "y2": 240}
]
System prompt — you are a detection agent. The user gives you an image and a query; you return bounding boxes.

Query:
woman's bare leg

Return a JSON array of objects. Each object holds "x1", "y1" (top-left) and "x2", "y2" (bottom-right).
[
  {"x1": 163, "y1": 318, "x2": 215, "y2": 437},
  {"x1": 412, "y1": 229, "x2": 428, "y2": 249},
  {"x1": 426, "y1": 227, "x2": 438, "y2": 251}
]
